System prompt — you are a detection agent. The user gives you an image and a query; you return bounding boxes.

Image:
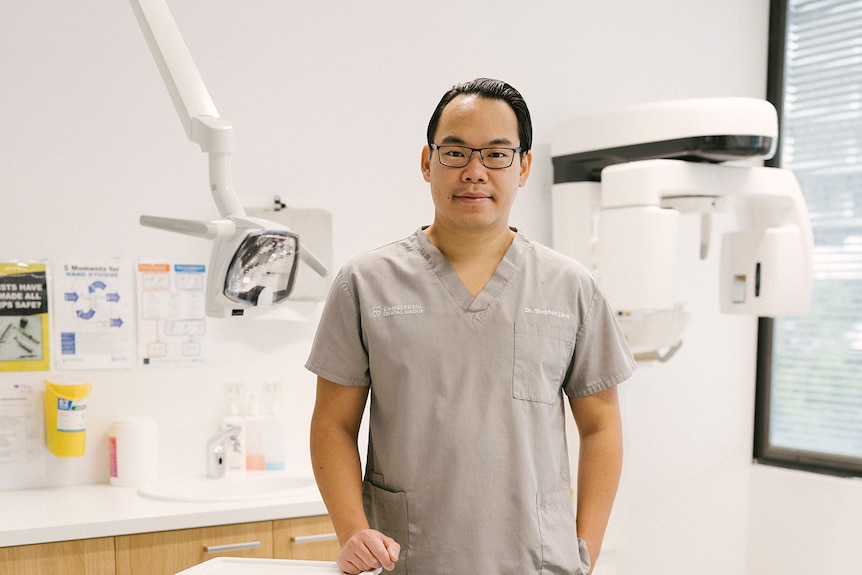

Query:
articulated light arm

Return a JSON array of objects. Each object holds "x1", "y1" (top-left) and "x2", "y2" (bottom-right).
[
  {"x1": 129, "y1": 0, "x2": 218, "y2": 133},
  {"x1": 138, "y1": 215, "x2": 236, "y2": 240},
  {"x1": 129, "y1": 0, "x2": 242, "y2": 218},
  {"x1": 129, "y1": 0, "x2": 327, "y2": 316}
]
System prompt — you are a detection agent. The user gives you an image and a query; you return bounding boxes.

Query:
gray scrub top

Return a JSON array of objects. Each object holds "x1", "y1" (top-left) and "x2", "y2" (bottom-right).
[{"x1": 306, "y1": 228, "x2": 635, "y2": 575}]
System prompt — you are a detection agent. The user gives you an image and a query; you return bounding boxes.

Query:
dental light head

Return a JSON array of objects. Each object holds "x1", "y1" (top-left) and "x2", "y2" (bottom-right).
[
  {"x1": 130, "y1": 0, "x2": 327, "y2": 317},
  {"x1": 551, "y1": 98, "x2": 813, "y2": 361},
  {"x1": 222, "y1": 230, "x2": 299, "y2": 307}
]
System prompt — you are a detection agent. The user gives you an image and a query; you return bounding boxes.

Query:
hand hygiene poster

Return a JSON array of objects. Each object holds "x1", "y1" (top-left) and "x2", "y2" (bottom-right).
[
  {"x1": 54, "y1": 259, "x2": 135, "y2": 369},
  {"x1": 136, "y1": 262, "x2": 207, "y2": 366},
  {"x1": 0, "y1": 263, "x2": 50, "y2": 372}
]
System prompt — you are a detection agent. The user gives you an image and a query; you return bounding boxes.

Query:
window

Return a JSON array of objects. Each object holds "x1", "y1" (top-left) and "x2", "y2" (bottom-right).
[{"x1": 755, "y1": 0, "x2": 862, "y2": 475}]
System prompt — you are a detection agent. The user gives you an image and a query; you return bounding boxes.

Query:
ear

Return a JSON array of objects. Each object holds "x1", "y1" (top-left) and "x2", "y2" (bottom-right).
[
  {"x1": 421, "y1": 145, "x2": 432, "y2": 182},
  {"x1": 518, "y1": 150, "x2": 533, "y2": 187}
]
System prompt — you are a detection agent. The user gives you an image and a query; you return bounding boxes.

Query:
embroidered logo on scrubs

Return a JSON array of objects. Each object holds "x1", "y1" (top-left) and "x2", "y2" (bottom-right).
[
  {"x1": 524, "y1": 306, "x2": 571, "y2": 320},
  {"x1": 371, "y1": 303, "x2": 425, "y2": 318}
]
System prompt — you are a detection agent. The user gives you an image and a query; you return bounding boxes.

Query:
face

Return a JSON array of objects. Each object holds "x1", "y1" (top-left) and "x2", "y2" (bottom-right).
[{"x1": 421, "y1": 94, "x2": 532, "y2": 235}]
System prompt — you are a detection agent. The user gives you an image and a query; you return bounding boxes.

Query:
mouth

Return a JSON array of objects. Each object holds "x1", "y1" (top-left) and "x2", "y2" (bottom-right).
[{"x1": 453, "y1": 192, "x2": 492, "y2": 203}]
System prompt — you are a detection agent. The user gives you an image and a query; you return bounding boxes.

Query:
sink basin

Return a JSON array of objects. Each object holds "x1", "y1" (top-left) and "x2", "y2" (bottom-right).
[{"x1": 138, "y1": 472, "x2": 317, "y2": 502}]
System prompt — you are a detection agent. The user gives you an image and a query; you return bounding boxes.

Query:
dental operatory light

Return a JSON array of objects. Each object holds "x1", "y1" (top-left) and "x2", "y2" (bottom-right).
[
  {"x1": 551, "y1": 98, "x2": 813, "y2": 362},
  {"x1": 129, "y1": 0, "x2": 327, "y2": 317},
  {"x1": 222, "y1": 231, "x2": 299, "y2": 306}
]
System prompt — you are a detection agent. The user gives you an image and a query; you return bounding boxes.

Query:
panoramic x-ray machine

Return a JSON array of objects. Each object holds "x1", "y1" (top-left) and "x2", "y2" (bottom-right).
[
  {"x1": 129, "y1": 0, "x2": 327, "y2": 318},
  {"x1": 552, "y1": 98, "x2": 813, "y2": 361}
]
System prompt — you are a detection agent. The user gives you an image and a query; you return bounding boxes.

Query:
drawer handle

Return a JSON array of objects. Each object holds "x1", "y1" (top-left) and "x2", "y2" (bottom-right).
[
  {"x1": 204, "y1": 540, "x2": 262, "y2": 553},
  {"x1": 291, "y1": 532, "x2": 338, "y2": 544}
]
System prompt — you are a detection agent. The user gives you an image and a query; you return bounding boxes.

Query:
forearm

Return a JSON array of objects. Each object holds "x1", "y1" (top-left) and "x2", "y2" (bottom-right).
[
  {"x1": 310, "y1": 417, "x2": 369, "y2": 545},
  {"x1": 310, "y1": 380, "x2": 400, "y2": 574},
  {"x1": 575, "y1": 421, "x2": 623, "y2": 570}
]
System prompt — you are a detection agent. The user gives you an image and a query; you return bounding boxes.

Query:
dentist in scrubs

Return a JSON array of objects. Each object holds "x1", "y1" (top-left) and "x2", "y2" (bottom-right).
[{"x1": 307, "y1": 78, "x2": 635, "y2": 575}]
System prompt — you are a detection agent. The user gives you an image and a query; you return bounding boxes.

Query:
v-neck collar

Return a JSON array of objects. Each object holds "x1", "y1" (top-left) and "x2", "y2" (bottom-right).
[{"x1": 412, "y1": 227, "x2": 528, "y2": 313}]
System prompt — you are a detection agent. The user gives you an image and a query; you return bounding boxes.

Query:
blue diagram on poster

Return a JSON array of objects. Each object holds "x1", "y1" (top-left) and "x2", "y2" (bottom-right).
[{"x1": 54, "y1": 259, "x2": 135, "y2": 369}]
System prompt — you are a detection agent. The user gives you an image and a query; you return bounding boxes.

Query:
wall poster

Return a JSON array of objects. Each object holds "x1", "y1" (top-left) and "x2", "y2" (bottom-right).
[
  {"x1": 53, "y1": 258, "x2": 135, "y2": 370},
  {"x1": 136, "y1": 261, "x2": 207, "y2": 366},
  {"x1": 0, "y1": 262, "x2": 50, "y2": 372}
]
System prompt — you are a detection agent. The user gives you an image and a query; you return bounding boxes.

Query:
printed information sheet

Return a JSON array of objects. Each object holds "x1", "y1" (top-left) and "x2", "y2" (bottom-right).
[
  {"x1": 54, "y1": 258, "x2": 135, "y2": 369},
  {"x1": 136, "y1": 262, "x2": 207, "y2": 366},
  {"x1": 0, "y1": 381, "x2": 45, "y2": 489}
]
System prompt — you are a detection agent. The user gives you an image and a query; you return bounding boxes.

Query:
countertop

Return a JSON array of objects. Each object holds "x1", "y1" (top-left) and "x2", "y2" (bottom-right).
[{"x1": 0, "y1": 480, "x2": 328, "y2": 548}]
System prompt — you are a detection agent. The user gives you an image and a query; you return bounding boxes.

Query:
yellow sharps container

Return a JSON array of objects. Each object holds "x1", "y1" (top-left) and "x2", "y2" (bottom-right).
[{"x1": 44, "y1": 380, "x2": 92, "y2": 457}]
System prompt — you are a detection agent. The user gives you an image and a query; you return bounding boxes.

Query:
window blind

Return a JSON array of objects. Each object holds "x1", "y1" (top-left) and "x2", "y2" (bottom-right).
[{"x1": 767, "y1": 0, "x2": 862, "y2": 471}]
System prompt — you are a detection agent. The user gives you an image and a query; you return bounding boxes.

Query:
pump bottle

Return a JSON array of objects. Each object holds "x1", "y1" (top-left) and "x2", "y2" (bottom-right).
[
  {"x1": 222, "y1": 383, "x2": 246, "y2": 473},
  {"x1": 262, "y1": 381, "x2": 286, "y2": 471}
]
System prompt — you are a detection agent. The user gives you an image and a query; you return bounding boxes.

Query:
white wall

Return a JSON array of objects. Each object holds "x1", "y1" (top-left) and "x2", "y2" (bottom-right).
[
  {"x1": 2, "y1": 1, "x2": 859, "y2": 574},
  {"x1": 747, "y1": 465, "x2": 862, "y2": 574}
]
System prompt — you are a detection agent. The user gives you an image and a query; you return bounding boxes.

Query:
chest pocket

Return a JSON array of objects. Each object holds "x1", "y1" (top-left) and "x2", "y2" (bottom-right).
[{"x1": 513, "y1": 321, "x2": 576, "y2": 404}]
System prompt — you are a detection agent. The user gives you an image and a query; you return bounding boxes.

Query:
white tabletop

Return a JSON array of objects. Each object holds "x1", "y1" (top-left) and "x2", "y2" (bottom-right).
[
  {"x1": 175, "y1": 558, "x2": 381, "y2": 575},
  {"x1": 0, "y1": 482, "x2": 327, "y2": 547}
]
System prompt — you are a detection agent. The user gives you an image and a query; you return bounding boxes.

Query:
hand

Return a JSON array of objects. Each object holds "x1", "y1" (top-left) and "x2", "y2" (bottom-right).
[{"x1": 337, "y1": 528, "x2": 400, "y2": 574}]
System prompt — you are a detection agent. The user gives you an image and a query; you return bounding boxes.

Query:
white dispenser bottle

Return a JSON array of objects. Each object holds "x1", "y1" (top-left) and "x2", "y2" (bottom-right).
[
  {"x1": 262, "y1": 381, "x2": 286, "y2": 471},
  {"x1": 243, "y1": 393, "x2": 266, "y2": 471},
  {"x1": 222, "y1": 383, "x2": 245, "y2": 473}
]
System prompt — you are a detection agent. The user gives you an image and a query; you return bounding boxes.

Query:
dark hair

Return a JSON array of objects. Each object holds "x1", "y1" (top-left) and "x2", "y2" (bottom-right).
[{"x1": 426, "y1": 78, "x2": 532, "y2": 152}]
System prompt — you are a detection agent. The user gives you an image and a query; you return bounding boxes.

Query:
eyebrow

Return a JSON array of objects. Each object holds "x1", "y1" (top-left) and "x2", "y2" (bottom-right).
[{"x1": 438, "y1": 135, "x2": 516, "y2": 147}]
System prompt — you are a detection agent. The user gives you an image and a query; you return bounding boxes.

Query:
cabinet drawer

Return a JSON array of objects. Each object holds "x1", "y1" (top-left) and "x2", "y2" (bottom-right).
[
  {"x1": 116, "y1": 521, "x2": 272, "y2": 575},
  {"x1": 273, "y1": 515, "x2": 339, "y2": 561},
  {"x1": 0, "y1": 537, "x2": 115, "y2": 575}
]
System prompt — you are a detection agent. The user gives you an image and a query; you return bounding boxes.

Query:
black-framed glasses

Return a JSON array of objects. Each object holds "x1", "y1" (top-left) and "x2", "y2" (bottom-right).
[{"x1": 429, "y1": 143, "x2": 523, "y2": 169}]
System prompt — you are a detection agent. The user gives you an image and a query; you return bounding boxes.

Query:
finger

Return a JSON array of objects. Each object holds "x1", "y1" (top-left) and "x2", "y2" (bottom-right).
[
  {"x1": 340, "y1": 559, "x2": 382, "y2": 575},
  {"x1": 337, "y1": 556, "x2": 363, "y2": 575},
  {"x1": 367, "y1": 537, "x2": 396, "y2": 570},
  {"x1": 384, "y1": 537, "x2": 401, "y2": 563},
  {"x1": 339, "y1": 547, "x2": 374, "y2": 574},
  {"x1": 341, "y1": 534, "x2": 383, "y2": 572},
  {"x1": 340, "y1": 529, "x2": 399, "y2": 573}
]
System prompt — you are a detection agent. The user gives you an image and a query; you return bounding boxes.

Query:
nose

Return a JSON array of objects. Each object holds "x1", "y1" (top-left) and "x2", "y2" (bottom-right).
[{"x1": 461, "y1": 151, "x2": 488, "y2": 182}]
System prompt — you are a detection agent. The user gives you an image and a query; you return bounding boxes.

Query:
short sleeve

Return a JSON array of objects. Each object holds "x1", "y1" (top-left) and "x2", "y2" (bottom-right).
[
  {"x1": 305, "y1": 269, "x2": 371, "y2": 387},
  {"x1": 564, "y1": 284, "x2": 636, "y2": 397}
]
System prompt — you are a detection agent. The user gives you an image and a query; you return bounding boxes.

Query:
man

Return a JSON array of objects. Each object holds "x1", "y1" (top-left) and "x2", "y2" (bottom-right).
[{"x1": 307, "y1": 78, "x2": 635, "y2": 575}]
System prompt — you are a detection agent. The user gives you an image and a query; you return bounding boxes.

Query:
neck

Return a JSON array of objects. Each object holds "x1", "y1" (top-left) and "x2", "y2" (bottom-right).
[{"x1": 423, "y1": 222, "x2": 515, "y2": 265}]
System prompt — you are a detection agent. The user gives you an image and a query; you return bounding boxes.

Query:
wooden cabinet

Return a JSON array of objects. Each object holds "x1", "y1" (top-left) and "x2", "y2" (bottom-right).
[
  {"x1": 0, "y1": 515, "x2": 338, "y2": 575},
  {"x1": 273, "y1": 515, "x2": 339, "y2": 561},
  {"x1": 116, "y1": 521, "x2": 272, "y2": 575},
  {"x1": 0, "y1": 537, "x2": 115, "y2": 575}
]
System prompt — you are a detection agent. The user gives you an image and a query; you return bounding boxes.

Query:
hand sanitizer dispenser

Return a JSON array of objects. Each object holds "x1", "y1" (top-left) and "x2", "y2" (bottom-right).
[
  {"x1": 222, "y1": 383, "x2": 245, "y2": 473},
  {"x1": 262, "y1": 381, "x2": 286, "y2": 471}
]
